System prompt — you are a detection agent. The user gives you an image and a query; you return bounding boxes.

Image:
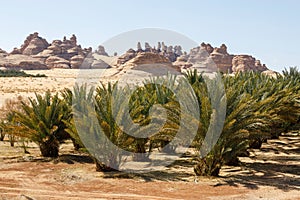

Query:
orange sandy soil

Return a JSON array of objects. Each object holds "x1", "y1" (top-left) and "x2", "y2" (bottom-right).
[{"x1": 0, "y1": 133, "x2": 299, "y2": 200}]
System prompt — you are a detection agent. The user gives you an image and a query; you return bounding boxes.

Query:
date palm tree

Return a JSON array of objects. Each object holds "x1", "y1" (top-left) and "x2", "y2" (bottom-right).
[{"x1": 11, "y1": 91, "x2": 70, "y2": 157}]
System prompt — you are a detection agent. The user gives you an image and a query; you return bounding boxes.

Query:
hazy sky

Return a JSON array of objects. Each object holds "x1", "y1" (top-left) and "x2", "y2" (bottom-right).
[{"x1": 0, "y1": 0, "x2": 299, "y2": 72}]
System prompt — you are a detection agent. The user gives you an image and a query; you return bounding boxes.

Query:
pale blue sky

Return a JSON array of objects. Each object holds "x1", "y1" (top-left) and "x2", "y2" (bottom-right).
[{"x1": 0, "y1": 0, "x2": 299, "y2": 72}]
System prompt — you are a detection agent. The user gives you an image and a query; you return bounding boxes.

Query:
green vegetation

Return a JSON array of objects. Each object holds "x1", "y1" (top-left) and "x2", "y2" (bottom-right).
[
  {"x1": 0, "y1": 69, "x2": 46, "y2": 77},
  {"x1": 3, "y1": 91, "x2": 71, "y2": 157},
  {"x1": 1, "y1": 67, "x2": 299, "y2": 176}
]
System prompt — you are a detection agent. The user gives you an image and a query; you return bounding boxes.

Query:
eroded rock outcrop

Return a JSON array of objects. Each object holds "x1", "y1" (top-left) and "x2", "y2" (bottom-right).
[
  {"x1": 0, "y1": 33, "x2": 272, "y2": 73},
  {"x1": 95, "y1": 45, "x2": 108, "y2": 56},
  {"x1": 125, "y1": 52, "x2": 172, "y2": 66},
  {"x1": 1, "y1": 35, "x2": 48, "y2": 69},
  {"x1": 116, "y1": 41, "x2": 271, "y2": 73},
  {"x1": 0, "y1": 48, "x2": 7, "y2": 55},
  {"x1": 210, "y1": 44, "x2": 234, "y2": 73},
  {"x1": 232, "y1": 55, "x2": 268, "y2": 72},
  {"x1": 118, "y1": 52, "x2": 180, "y2": 79},
  {"x1": 45, "y1": 56, "x2": 70, "y2": 69},
  {"x1": 36, "y1": 34, "x2": 92, "y2": 68},
  {"x1": 0, "y1": 32, "x2": 102, "y2": 70},
  {"x1": 173, "y1": 53, "x2": 192, "y2": 69},
  {"x1": 117, "y1": 48, "x2": 137, "y2": 65},
  {"x1": 0, "y1": 54, "x2": 48, "y2": 70},
  {"x1": 116, "y1": 42, "x2": 183, "y2": 67},
  {"x1": 11, "y1": 32, "x2": 49, "y2": 55},
  {"x1": 184, "y1": 43, "x2": 270, "y2": 73}
]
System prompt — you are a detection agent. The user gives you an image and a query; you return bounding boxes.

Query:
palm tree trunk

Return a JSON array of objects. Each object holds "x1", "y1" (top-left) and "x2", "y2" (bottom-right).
[
  {"x1": 95, "y1": 160, "x2": 118, "y2": 172},
  {"x1": 194, "y1": 157, "x2": 222, "y2": 177},
  {"x1": 39, "y1": 139, "x2": 59, "y2": 157},
  {"x1": 133, "y1": 139, "x2": 149, "y2": 161},
  {"x1": 0, "y1": 132, "x2": 5, "y2": 141}
]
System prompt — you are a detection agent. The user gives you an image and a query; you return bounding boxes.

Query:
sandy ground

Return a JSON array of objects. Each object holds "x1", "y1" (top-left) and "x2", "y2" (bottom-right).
[
  {"x1": 0, "y1": 68, "x2": 209, "y2": 107},
  {"x1": 0, "y1": 69, "x2": 108, "y2": 106},
  {"x1": 0, "y1": 69, "x2": 299, "y2": 199},
  {"x1": 0, "y1": 133, "x2": 299, "y2": 200}
]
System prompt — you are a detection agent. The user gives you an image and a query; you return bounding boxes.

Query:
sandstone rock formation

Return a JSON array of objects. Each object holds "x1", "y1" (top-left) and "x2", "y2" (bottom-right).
[
  {"x1": 210, "y1": 44, "x2": 234, "y2": 73},
  {"x1": 37, "y1": 34, "x2": 91, "y2": 60},
  {"x1": 173, "y1": 54, "x2": 192, "y2": 69},
  {"x1": 10, "y1": 32, "x2": 49, "y2": 55},
  {"x1": 0, "y1": 32, "x2": 106, "y2": 70},
  {"x1": 200, "y1": 42, "x2": 214, "y2": 54},
  {"x1": 124, "y1": 52, "x2": 172, "y2": 67},
  {"x1": 70, "y1": 55, "x2": 85, "y2": 69},
  {"x1": 185, "y1": 43, "x2": 269, "y2": 73},
  {"x1": 0, "y1": 54, "x2": 48, "y2": 70},
  {"x1": 117, "y1": 48, "x2": 137, "y2": 65},
  {"x1": 187, "y1": 43, "x2": 218, "y2": 72},
  {"x1": 45, "y1": 56, "x2": 70, "y2": 69},
  {"x1": 118, "y1": 52, "x2": 180, "y2": 80},
  {"x1": 262, "y1": 70, "x2": 279, "y2": 77},
  {"x1": 115, "y1": 41, "x2": 271, "y2": 74},
  {"x1": 0, "y1": 48, "x2": 7, "y2": 55},
  {"x1": 186, "y1": 43, "x2": 233, "y2": 72},
  {"x1": 95, "y1": 45, "x2": 108, "y2": 56},
  {"x1": 232, "y1": 55, "x2": 268, "y2": 72},
  {"x1": 116, "y1": 42, "x2": 183, "y2": 67},
  {"x1": 0, "y1": 33, "x2": 272, "y2": 73}
]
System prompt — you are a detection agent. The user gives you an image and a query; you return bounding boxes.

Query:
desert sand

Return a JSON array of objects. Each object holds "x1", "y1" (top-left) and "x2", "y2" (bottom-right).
[
  {"x1": 0, "y1": 133, "x2": 299, "y2": 199},
  {"x1": 0, "y1": 69, "x2": 113, "y2": 107}
]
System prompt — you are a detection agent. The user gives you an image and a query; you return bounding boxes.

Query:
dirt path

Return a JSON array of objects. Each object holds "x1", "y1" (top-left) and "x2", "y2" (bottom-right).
[{"x1": 0, "y1": 133, "x2": 299, "y2": 200}]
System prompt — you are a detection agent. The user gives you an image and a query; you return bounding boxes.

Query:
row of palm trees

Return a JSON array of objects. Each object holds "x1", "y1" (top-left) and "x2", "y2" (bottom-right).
[{"x1": 1, "y1": 67, "x2": 299, "y2": 176}]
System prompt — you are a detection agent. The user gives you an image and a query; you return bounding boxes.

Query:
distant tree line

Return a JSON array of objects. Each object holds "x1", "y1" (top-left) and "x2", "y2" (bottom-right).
[{"x1": 0, "y1": 69, "x2": 46, "y2": 77}]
